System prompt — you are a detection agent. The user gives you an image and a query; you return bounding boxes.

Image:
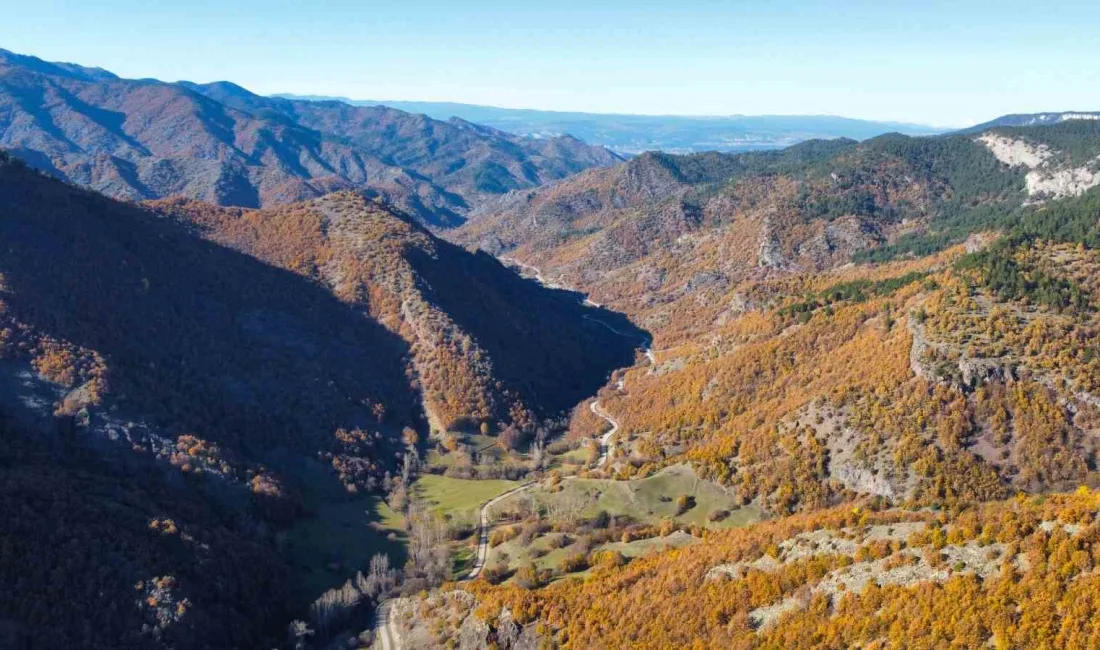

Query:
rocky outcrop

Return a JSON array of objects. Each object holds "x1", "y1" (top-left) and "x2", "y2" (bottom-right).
[
  {"x1": 977, "y1": 132, "x2": 1100, "y2": 201},
  {"x1": 909, "y1": 316, "x2": 1015, "y2": 389},
  {"x1": 829, "y1": 462, "x2": 896, "y2": 499},
  {"x1": 757, "y1": 214, "x2": 787, "y2": 269},
  {"x1": 1026, "y1": 164, "x2": 1100, "y2": 200},
  {"x1": 978, "y1": 134, "x2": 1053, "y2": 168}
]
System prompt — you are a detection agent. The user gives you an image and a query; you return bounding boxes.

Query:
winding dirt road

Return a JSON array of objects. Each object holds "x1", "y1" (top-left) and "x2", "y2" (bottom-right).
[
  {"x1": 465, "y1": 482, "x2": 536, "y2": 579},
  {"x1": 502, "y1": 255, "x2": 602, "y2": 307},
  {"x1": 374, "y1": 599, "x2": 399, "y2": 650},
  {"x1": 590, "y1": 400, "x2": 619, "y2": 467},
  {"x1": 504, "y1": 255, "x2": 659, "y2": 469}
]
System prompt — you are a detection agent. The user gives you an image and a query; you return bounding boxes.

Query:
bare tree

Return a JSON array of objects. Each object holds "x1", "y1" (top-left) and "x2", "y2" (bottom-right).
[
  {"x1": 387, "y1": 479, "x2": 408, "y2": 513},
  {"x1": 404, "y1": 501, "x2": 451, "y2": 588},
  {"x1": 308, "y1": 578, "x2": 362, "y2": 634},
  {"x1": 356, "y1": 553, "x2": 398, "y2": 600},
  {"x1": 401, "y1": 446, "x2": 419, "y2": 485},
  {"x1": 547, "y1": 489, "x2": 587, "y2": 526},
  {"x1": 530, "y1": 441, "x2": 546, "y2": 471}
]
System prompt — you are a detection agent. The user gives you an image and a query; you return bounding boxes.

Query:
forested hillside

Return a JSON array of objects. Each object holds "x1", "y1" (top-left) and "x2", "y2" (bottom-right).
[
  {"x1": 394, "y1": 121, "x2": 1100, "y2": 648},
  {"x1": 0, "y1": 150, "x2": 636, "y2": 648},
  {"x1": 454, "y1": 121, "x2": 1100, "y2": 347},
  {"x1": 450, "y1": 120, "x2": 1100, "y2": 510},
  {"x1": 154, "y1": 192, "x2": 638, "y2": 435},
  {"x1": 0, "y1": 414, "x2": 291, "y2": 649}
]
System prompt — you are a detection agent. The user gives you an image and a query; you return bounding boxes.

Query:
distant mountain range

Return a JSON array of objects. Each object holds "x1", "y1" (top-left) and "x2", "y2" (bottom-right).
[
  {"x1": 0, "y1": 49, "x2": 620, "y2": 226},
  {"x1": 276, "y1": 94, "x2": 944, "y2": 154},
  {"x1": 958, "y1": 110, "x2": 1100, "y2": 133}
]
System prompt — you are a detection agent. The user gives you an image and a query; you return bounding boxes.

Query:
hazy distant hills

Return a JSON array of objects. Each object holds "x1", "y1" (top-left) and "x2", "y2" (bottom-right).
[
  {"x1": 277, "y1": 94, "x2": 943, "y2": 154},
  {"x1": 0, "y1": 49, "x2": 620, "y2": 226}
]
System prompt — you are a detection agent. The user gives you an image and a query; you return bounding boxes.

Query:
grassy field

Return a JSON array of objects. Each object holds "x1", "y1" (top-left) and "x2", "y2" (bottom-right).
[
  {"x1": 598, "y1": 530, "x2": 700, "y2": 557},
  {"x1": 484, "y1": 465, "x2": 760, "y2": 581},
  {"x1": 413, "y1": 474, "x2": 521, "y2": 522},
  {"x1": 488, "y1": 532, "x2": 578, "y2": 573},
  {"x1": 282, "y1": 460, "x2": 407, "y2": 602},
  {"x1": 285, "y1": 460, "x2": 750, "y2": 596},
  {"x1": 286, "y1": 473, "x2": 521, "y2": 598},
  {"x1": 489, "y1": 529, "x2": 702, "y2": 577},
  {"x1": 547, "y1": 444, "x2": 594, "y2": 473},
  {"x1": 522, "y1": 464, "x2": 762, "y2": 530},
  {"x1": 423, "y1": 431, "x2": 530, "y2": 471}
]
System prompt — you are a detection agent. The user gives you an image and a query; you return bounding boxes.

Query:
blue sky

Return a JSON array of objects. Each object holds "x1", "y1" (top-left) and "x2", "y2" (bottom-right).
[{"x1": 2, "y1": 0, "x2": 1099, "y2": 127}]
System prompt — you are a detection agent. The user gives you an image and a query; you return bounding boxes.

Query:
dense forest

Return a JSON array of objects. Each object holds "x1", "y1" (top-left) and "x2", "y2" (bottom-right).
[{"x1": 421, "y1": 121, "x2": 1100, "y2": 648}]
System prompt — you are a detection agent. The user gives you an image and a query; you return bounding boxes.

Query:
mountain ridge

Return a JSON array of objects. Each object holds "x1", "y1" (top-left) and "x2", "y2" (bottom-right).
[
  {"x1": 449, "y1": 119, "x2": 1100, "y2": 507},
  {"x1": 0, "y1": 49, "x2": 620, "y2": 227},
  {"x1": 959, "y1": 110, "x2": 1100, "y2": 134},
  {"x1": 397, "y1": 118, "x2": 1100, "y2": 650}
]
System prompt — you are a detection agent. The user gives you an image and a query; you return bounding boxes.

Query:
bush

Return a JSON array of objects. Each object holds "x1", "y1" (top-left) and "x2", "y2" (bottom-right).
[
  {"x1": 590, "y1": 550, "x2": 627, "y2": 570},
  {"x1": 480, "y1": 564, "x2": 510, "y2": 585},
  {"x1": 489, "y1": 526, "x2": 519, "y2": 548},
  {"x1": 675, "y1": 495, "x2": 696, "y2": 515},
  {"x1": 558, "y1": 553, "x2": 589, "y2": 574},
  {"x1": 514, "y1": 563, "x2": 550, "y2": 589},
  {"x1": 708, "y1": 509, "x2": 730, "y2": 523},
  {"x1": 591, "y1": 510, "x2": 611, "y2": 529}
]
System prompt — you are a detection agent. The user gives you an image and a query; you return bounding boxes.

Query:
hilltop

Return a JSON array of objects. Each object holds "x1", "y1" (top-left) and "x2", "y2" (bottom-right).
[{"x1": 960, "y1": 110, "x2": 1100, "y2": 134}]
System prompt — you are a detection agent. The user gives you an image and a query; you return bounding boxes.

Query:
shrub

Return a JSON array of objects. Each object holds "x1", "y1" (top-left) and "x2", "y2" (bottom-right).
[
  {"x1": 514, "y1": 563, "x2": 550, "y2": 589},
  {"x1": 558, "y1": 553, "x2": 589, "y2": 574},
  {"x1": 480, "y1": 564, "x2": 510, "y2": 585},
  {"x1": 675, "y1": 495, "x2": 696, "y2": 515},
  {"x1": 708, "y1": 509, "x2": 731, "y2": 523}
]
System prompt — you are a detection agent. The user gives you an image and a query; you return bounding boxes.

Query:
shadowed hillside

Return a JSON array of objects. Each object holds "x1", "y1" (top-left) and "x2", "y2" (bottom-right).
[
  {"x1": 0, "y1": 412, "x2": 292, "y2": 649},
  {"x1": 0, "y1": 150, "x2": 646, "y2": 647},
  {"x1": 0, "y1": 151, "x2": 418, "y2": 459},
  {"x1": 154, "y1": 191, "x2": 643, "y2": 435}
]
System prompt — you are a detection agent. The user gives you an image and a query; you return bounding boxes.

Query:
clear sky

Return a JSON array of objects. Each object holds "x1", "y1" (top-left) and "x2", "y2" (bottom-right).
[{"x1": 2, "y1": 0, "x2": 1099, "y2": 127}]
